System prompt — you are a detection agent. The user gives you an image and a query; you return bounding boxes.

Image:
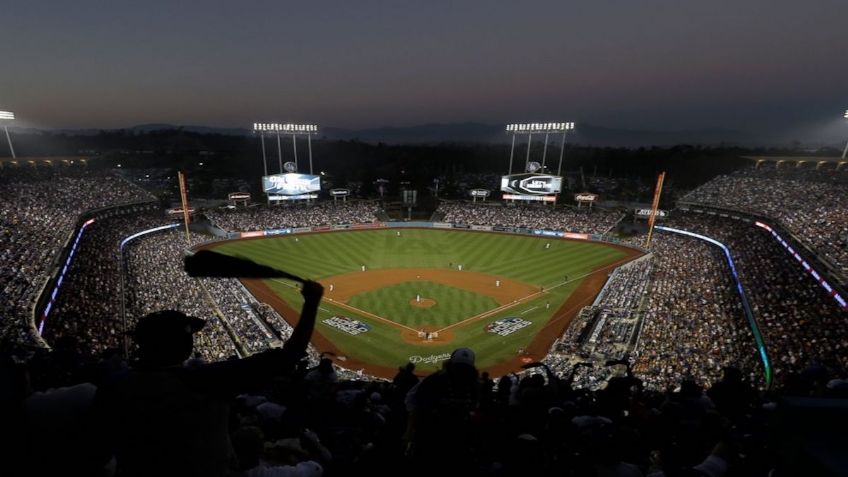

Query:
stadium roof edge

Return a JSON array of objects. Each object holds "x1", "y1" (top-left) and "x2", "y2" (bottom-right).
[{"x1": 742, "y1": 155, "x2": 846, "y2": 163}]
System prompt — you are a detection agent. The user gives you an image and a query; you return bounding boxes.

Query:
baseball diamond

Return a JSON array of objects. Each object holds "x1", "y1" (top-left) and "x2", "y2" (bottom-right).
[{"x1": 202, "y1": 228, "x2": 641, "y2": 377}]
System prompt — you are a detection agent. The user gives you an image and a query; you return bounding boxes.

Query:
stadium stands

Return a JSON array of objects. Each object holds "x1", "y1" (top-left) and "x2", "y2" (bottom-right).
[
  {"x1": 206, "y1": 201, "x2": 381, "y2": 232},
  {"x1": 0, "y1": 168, "x2": 155, "y2": 349},
  {"x1": 438, "y1": 202, "x2": 624, "y2": 234},
  {"x1": 665, "y1": 213, "x2": 848, "y2": 386},
  {"x1": 41, "y1": 212, "x2": 167, "y2": 356},
  {"x1": 632, "y1": 230, "x2": 763, "y2": 390},
  {"x1": 681, "y1": 166, "x2": 848, "y2": 277},
  {"x1": 124, "y1": 229, "x2": 239, "y2": 362},
  {"x1": 5, "y1": 165, "x2": 848, "y2": 476}
]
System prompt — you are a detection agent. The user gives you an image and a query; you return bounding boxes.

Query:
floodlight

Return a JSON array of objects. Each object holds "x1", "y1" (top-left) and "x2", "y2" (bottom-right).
[
  {"x1": 254, "y1": 123, "x2": 318, "y2": 134},
  {"x1": 505, "y1": 122, "x2": 575, "y2": 133},
  {"x1": 0, "y1": 111, "x2": 14, "y2": 120},
  {"x1": 844, "y1": 110, "x2": 848, "y2": 119}
]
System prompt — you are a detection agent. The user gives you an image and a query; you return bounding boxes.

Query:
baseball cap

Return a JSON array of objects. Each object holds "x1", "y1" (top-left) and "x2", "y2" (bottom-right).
[
  {"x1": 449, "y1": 347, "x2": 475, "y2": 367},
  {"x1": 134, "y1": 310, "x2": 206, "y2": 346}
]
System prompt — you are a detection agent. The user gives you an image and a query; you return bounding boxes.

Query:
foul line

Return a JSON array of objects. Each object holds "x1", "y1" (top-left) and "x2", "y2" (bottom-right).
[
  {"x1": 270, "y1": 251, "x2": 639, "y2": 337},
  {"x1": 271, "y1": 278, "x2": 420, "y2": 334},
  {"x1": 433, "y1": 254, "x2": 639, "y2": 334},
  {"x1": 324, "y1": 298, "x2": 421, "y2": 333}
]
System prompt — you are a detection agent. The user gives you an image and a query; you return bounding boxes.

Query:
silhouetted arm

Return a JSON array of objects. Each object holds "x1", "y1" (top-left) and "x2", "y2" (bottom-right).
[
  {"x1": 188, "y1": 280, "x2": 324, "y2": 395},
  {"x1": 283, "y1": 280, "x2": 324, "y2": 359}
]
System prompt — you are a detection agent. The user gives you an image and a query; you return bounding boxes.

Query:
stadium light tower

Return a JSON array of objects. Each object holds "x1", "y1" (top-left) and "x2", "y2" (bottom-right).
[
  {"x1": 252, "y1": 123, "x2": 269, "y2": 175},
  {"x1": 0, "y1": 110, "x2": 16, "y2": 159},
  {"x1": 252, "y1": 123, "x2": 319, "y2": 174},
  {"x1": 842, "y1": 110, "x2": 848, "y2": 160},
  {"x1": 505, "y1": 122, "x2": 574, "y2": 175}
]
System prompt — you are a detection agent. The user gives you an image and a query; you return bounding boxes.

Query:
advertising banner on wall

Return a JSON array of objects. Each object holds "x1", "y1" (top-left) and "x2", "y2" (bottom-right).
[
  {"x1": 574, "y1": 193, "x2": 598, "y2": 202},
  {"x1": 351, "y1": 223, "x2": 386, "y2": 229},
  {"x1": 635, "y1": 208, "x2": 668, "y2": 218},
  {"x1": 268, "y1": 193, "x2": 319, "y2": 201},
  {"x1": 503, "y1": 193, "x2": 557, "y2": 202}
]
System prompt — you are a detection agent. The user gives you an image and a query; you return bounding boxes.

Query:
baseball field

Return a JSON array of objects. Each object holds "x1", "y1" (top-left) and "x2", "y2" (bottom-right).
[{"x1": 204, "y1": 228, "x2": 641, "y2": 378}]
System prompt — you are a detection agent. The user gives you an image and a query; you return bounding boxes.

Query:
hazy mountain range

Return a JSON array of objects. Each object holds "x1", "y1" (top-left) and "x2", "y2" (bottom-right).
[{"x1": 8, "y1": 122, "x2": 779, "y2": 147}]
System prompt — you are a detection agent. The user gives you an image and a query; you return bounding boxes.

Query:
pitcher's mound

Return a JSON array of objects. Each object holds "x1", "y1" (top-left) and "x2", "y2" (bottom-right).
[{"x1": 409, "y1": 298, "x2": 436, "y2": 308}]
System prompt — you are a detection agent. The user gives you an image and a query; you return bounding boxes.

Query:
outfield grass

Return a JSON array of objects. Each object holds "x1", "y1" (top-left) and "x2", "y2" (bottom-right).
[{"x1": 211, "y1": 228, "x2": 629, "y2": 372}]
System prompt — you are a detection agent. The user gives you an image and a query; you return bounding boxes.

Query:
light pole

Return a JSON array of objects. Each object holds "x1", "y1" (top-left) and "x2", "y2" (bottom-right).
[
  {"x1": 0, "y1": 110, "x2": 16, "y2": 158},
  {"x1": 557, "y1": 122, "x2": 575, "y2": 176},
  {"x1": 842, "y1": 110, "x2": 848, "y2": 160},
  {"x1": 253, "y1": 123, "x2": 318, "y2": 174}
]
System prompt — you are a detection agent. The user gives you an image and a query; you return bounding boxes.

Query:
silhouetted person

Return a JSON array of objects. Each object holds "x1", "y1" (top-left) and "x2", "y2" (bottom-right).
[
  {"x1": 392, "y1": 362, "x2": 419, "y2": 399},
  {"x1": 404, "y1": 348, "x2": 479, "y2": 474},
  {"x1": 707, "y1": 366, "x2": 754, "y2": 421},
  {"x1": 94, "y1": 281, "x2": 323, "y2": 477}
]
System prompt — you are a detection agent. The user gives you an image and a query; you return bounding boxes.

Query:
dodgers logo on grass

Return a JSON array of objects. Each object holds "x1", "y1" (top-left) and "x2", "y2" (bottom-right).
[{"x1": 408, "y1": 353, "x2": 451, "y2": 365}]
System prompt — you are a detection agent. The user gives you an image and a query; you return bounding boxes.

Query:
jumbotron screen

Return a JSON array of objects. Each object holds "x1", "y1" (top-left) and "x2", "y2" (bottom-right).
[
  {"x1": 500, "y1": 173, "x2": 562, "y2": 195},
  {"x1": 262, "y1": 173, "x2": 321, "y2": 195}
]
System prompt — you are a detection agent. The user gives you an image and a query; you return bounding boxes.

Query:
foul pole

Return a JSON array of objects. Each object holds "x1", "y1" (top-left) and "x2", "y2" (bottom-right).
[
  {"x1": 178, "y1": 171, "x2": 192, "y2": 245},
  {"x1": 644, "y1": 171, "x2": 666, "y2": 248}
]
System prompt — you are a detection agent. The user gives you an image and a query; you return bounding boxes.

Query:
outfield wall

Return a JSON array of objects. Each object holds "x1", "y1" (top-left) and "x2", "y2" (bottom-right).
[{"x1": 233, "y1": 220, "x2": 646, "y2": 253}]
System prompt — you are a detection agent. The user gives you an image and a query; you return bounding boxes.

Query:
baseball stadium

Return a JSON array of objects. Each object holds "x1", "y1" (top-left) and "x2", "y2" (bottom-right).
[
  {"x1": 200, "y1": 227, "x2": 641, "y2": 377},
  {"x1": 3, "y1": 4, "x2": 848, "y2": 475},
  {"x1": 3, "y1": 134, "x2": 848, "y2": 476}
]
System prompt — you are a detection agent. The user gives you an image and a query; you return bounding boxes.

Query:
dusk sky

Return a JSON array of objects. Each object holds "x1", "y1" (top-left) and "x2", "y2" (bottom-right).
[{"x1": 1, "y1": 1, "x2": 846, "y2": 139}]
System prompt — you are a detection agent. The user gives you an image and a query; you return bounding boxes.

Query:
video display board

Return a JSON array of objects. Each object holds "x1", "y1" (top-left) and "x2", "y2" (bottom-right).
[
  {"x1": 262, "y1": 173, "x2": 321, "y2": 195},
  {"x1": 500, "y1": 174, "x2": 562, "y2": 195}
]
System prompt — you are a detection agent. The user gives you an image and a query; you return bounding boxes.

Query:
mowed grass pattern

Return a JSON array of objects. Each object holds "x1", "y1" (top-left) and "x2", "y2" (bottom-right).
[
  {"x1": 214, "y1": 229, "x2": 624, "y2": 287},
  {"x1": 212, "y1": 229, "x2": 631, "y2": 372},
  {"x1": 347, "y1": 281, "x2": 498, "y2": 329}
]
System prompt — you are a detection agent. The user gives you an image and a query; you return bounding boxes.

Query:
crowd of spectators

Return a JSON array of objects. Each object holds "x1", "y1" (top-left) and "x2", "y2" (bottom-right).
[
  {"x1": 544, "y1": 214, "x2": 791, "y2": 392},
  {"x1": 0, "y1": 166, "x2": 155, "y2": 349},
  {"x1": 206, "y1": 201, "x2": 381, "y2": 232},
  {"x1": 665, "y1": 213, "x2": 848, "y2": 386},
  {"x1": 543, "y1": 259, "x2": 652, "y2": 390},
  {"x1": 201, "y1": 278, "x2": 279, "y2": 354},
  {"x1": 124, "y1": 229, "x2": 238, "y2": 362},
  {"x1": 438, "y1": 202, "x2": 624, "y2": 235},
  {"x1": 0, "y1": 165, "x2": 374, "y2": 378},
  {"x1": 680, "y1": 165, "x2": 848, "y2": 275},
  {"x1": 8, "y1": 310, "x2": 846, "y2": 477},
  {"x1": 632, "y1": 231, "x2": 763, "y2": 390},
  {"x1": 40, "y1": 211, "x2": 167, "y2": 356},
  {"x1": 7, "y1": 165, "x2": 848, "y2": 475}
]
